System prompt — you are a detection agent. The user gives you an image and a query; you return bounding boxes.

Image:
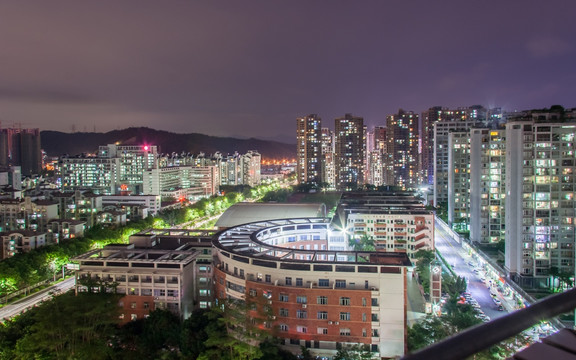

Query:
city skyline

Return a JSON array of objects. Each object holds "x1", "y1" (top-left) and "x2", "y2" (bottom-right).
[{"x1": 0, "y1": 1, "x2": 574, "y2": 142}]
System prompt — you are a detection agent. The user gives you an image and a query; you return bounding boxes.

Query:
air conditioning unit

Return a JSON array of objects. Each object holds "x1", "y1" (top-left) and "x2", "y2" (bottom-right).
[
  {"x1": 271, "y1": 316, "x2": 276, "y2": 320},
  {"x1": 268, "y1": 300, "x2": 273, "y2": 304},
  {"x1": 335, "y1": 321, "x2": 339, "y2": 325},
  {"x1": 328, "y1": 321, "x2": 333, "y2": 325},
  {"x1": 302, "y1": 304, "x2": 307, "y2": 308}
]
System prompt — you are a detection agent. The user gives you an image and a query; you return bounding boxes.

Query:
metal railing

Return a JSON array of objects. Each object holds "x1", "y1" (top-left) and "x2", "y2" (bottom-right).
[{"x1": 402, "y1": 287, "x2": 576, "y2": 360}]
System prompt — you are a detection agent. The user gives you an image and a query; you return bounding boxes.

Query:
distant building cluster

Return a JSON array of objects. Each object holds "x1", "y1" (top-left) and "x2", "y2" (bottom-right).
[
  {"x1": 0, "y1": 126, "x2": 263, "y2": 260},
  {"x1": 298, "y1": 106, "x2": 576, "y2": 289},
  {"x1": 58, "y1": 144, "x2": 261, "y2": 199}
]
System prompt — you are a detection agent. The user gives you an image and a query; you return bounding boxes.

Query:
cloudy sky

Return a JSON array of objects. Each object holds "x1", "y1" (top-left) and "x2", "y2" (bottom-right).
[{"x1": 0, "y1": 1, "x2": 574, "y2": 142}]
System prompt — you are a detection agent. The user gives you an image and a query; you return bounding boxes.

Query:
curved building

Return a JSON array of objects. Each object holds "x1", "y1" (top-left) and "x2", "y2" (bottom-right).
[{"x1": 212, "y1": 218, "x2": 411, "y2": 358}]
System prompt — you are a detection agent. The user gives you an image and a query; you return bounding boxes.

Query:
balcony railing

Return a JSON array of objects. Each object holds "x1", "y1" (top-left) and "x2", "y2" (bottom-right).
[{"x1": 402, "y1": 288, "x2": 576, "y2": 360}]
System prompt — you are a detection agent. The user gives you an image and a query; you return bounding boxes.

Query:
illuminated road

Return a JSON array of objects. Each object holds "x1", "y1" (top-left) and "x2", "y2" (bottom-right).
[
  {"x1": 434, "y1": 221, "x2": 506, "y2": 321},
  {"x1": 0, "y1": 277, "x2": 75, "y2": 321}
]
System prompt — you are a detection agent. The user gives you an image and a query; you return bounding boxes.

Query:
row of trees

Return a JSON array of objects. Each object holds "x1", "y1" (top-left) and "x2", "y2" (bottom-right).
[
  {"x1": 0, "y1": 182, "x2": 282, "y2": 299},
  {"x1": 409, "y1": 250, "x2": 531, "y2": 359},
  {"x1": 1, "y1": 284, "x2": 370, "y2": 360}
]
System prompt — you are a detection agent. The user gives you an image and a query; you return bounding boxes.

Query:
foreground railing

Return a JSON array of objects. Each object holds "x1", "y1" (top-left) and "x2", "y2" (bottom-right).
[{"x1": 402, "y1": 287, "x2": 576, "y2": 360}]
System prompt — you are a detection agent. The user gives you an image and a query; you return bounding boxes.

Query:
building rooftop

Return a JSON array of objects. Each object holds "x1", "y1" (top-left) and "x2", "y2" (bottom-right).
[
  {"x1": 73, "y1": 244, "x2": 199, "y2": 265},
  {"x1": 0, "y1": 230, "x2": 45, "y2": 237},
  {"x1": 215, "y1": 202, "x2": 326, "y2": 228},
  {"x1": 214, "y1": 217, "x2": 412, "y2": 266},
  {"x1": 47, "y1": 219, "x2": 86, "y2": 225}
]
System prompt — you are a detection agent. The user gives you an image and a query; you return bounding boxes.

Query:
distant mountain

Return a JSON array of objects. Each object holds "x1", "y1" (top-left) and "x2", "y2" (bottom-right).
[{"x1": 41, "y1": 127, "x2": 296, "y2": 160}]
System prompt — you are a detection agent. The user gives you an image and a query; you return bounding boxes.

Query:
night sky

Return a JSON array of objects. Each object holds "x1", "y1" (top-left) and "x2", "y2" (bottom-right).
[{"x1": 0, "y1": 1, "x2": 574, "y2": 143}]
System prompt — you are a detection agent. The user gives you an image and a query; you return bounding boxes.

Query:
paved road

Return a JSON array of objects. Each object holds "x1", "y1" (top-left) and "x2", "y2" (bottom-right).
[
  {"x1": 0, "y1": 277, "x2": 75, "y2": 321},
  {"x1": 434, "y1": 222, "x2": 507, "y2": 321}
]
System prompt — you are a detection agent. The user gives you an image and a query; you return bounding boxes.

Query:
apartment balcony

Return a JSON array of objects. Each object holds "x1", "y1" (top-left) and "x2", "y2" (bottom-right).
[{"x1": 414, "y1": 233, "x2": 428, "y2": 241}]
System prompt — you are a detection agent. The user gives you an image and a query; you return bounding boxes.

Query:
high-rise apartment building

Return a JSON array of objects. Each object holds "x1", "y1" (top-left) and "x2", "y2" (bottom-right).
[
  {"x1": 505, "y1": 119, "x2": 576, "y2": 288},
  {"x1": 433, "y1": 109, "x2": 478, "y2": 207},
  {"x1": 334, "y1": 114, "x2": 365, "y2": 190},
  {"x1": 296, "y1": 114, "x2": 322, "y2": 185},
  {"x1": 469, "y1": 128, "x2": 506, "y2": 245},
  {"x1": 321, "y1": 128, "x2": 335, "y2": 189},
  {"x1": 421, "y1": 107, "x2": 445, "y2": 186},
  {"x1": 386, "y1": 110, "x2": 419, "y2": 190},
  {"x1": 447, "y1": 132, "x2": 472, "y2": 228},
  {"x1": 366, "y1": 127, "x2": 386, "y2": 186},
  {"x1": 59, "y1": 155, "x2": 119, "y2": 194},
  {"x1": 100, "y1": 144, "x2": 159, "y2": 195},
  {"x1": 0, "y1": 128, "x2": 42, "y2": 176}
]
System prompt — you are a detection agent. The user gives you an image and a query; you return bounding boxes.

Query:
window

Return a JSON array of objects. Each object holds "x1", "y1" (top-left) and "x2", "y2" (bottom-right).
[
  {"x1": 296, "y1": 296, "x2": 307, "y2": 304},
  {"x1": 279, "y1": 294, "x2": 289, "y2": 302},
  {"x1": 143, "y1": 302, "x2": 149, "y2": 309},
  {"x1": 280, "y1": 324, "x2": 289, "y2": 332},
  {"x1": 296, "y1": 278, "x2": 303, "y2": 286},
  {"x1": 362, "y1": 313, "x2": 366, "y2": 322},
  {"x1": 285, "y1": 277, "x2": 292, "y2": 285},
  {"x1": 362, "y1": 298, "x2": 367, "y2": 306},
  {"x1": 317, "y1": 311, "x2": 328, "y2": 320},
  {"x1": 265, "y1": 274, "x2": 271, "y2": 283},
  {"x1": 297, "y1": 326, "x2": 307, "y2": 333},
  {"x1": 297, "y1": 310, "x2": 307, "y2": 319},
  {"x1": 339, "y1": 328, "x2": 351, "y2": 336},
  {"x1": 318, "y1": 279, "x2": 329, "y2": 287},
  {"x1": 130, "y1": 302, "x2": 137, "y2": 309},
  {"x1": 131, "y1": 314, "x2": 137, "y2": 321},
  {"x1": 339, "y1": 297, "x2": 350, "y2": 306},
  {"x1": 317, "y1": 296, "x2": 328, "y2": 305},
  {"x1": 249, "y1": 289, "x2": 257, "y2": 297},
  {"x1": 339, "y1": 312, "x2": 350, "y2": 321},
  {"x1": 335, "y1": 280, "x2": 346, "y2": 288},
  {"x1": 317, "y1": 327, "x2": 328, "y2": 335},
  {"x1": 279, "y1": 308, "x2": 289, "y2": 317},
  {"x1": 371, "y1": 314, "x2": 379, "y2": 321}
]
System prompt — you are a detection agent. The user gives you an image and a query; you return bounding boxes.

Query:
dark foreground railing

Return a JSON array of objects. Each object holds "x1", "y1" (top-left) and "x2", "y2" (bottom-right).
[{"x1": 402, "y1": 288, "x2": 576, "y2": 360}]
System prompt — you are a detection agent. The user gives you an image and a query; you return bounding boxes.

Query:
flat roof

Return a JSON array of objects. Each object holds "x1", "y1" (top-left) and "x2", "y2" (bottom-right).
[{"x1": 215, "y1": 202, "x2": 326, "y2": 228}]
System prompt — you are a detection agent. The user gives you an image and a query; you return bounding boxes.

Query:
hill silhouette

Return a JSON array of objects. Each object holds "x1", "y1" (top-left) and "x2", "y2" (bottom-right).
[{"x1": 41, "y1": 127, "x2": 296, "y2": 160}]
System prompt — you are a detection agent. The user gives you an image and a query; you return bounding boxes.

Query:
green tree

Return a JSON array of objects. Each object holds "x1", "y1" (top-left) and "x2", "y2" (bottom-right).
[
  {"x1": 442, "y1": 275, "x2": 467, "y2": 296},
  {"x1": 333, "y1": 344, "x2": 373, "y2": 360},
  {"x1": 199, "y1": 298, "x2": 267, "y2": 360},
  {"x1": 14, "y1": 291, "x2": 121, "y2": 359},
  {"x1": 349, "y1": 233, "x2": 376, "y2": 252}
]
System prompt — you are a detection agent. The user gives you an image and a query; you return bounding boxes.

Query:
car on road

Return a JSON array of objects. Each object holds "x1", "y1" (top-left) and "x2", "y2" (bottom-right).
[
  {"x1": 497, "y1": 305, "x2": 504, "y2": 311},
  {"x1": 493, "y1": 299, "x2": 501, "y2": 305}
]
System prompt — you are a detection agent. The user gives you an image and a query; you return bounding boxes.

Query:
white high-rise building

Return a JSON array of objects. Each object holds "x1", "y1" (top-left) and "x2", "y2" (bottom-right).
[
  {"x1": 469, "y1": 128, "x2": 506, "y2": 245},
  {"x1": 505, "y1": 119, "x2": 576, "y2": 288}
]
